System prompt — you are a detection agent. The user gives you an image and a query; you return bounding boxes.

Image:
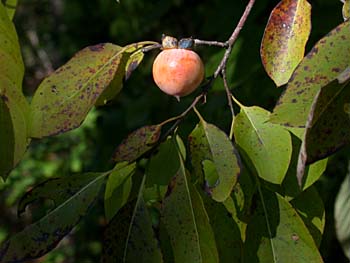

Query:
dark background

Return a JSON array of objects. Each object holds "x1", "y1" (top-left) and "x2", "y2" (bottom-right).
[{"x1": 0, "y1": 0, "x2": 348, "y2": 262}]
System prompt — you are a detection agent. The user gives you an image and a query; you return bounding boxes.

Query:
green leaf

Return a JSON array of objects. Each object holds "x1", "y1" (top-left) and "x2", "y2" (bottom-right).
[
  {"x1": 342, "y1": 0, "x2": 350, "y2": 21},
  {"x1": 290, "y1": 186, "x2": 325, "y2": 247},
  {"x1": 335, "y1": 172, "x2": 350, "y2": 259},
  {"x1": 233, "y1": 106, "x2": 292, "y2": 184},
  {"x1": 95, "y1": 46, "x2": 146, "y2": 106},
  {"x1": 243, "y1": 188, "x2": 323, "y2": 262},
  {"x1": 300, "y1": 77, "x2": 350, "y2": 165},
  {"x1": 112, "y1": 124, "x2": 162, "y2": 163},
  {"x1": 17, "y1": 172, "x2": 104, "y2": 216},
  {"x1": 189, "y1": 114, "x2": 240, "y2": 202},
  {"x1": 270, "y1": 20, "x2": 350, "y2": 127},
  {"x1": 162, "y1": 156, "x2": 219, "y2": 263},
  {"x1": 104, "y1": 162, "x2": 136, "y2": 222},
  {"x1": 0, "y1": 3, "x2": 29, "y2": 179},
  {"x1": 201, "y1": 193, "x2": 243, "y2": 262},
  {"x1": 0, "y1": 172, "x2": 106, "y2": 262},
  {"x1": 281, "y1": 134, "x2": 327, "y2": 198},
  {"x1": 144, "y1": 136, "x2": 181, "y2": 201},
  {"x1": 101, "y1": 176, "x2": 163, "y2": 263},
  {"x1": 2, "y1": 0, "x2": 18, "y2": 20},
  {"x1": 29, "y1": 42, "x2": 155, "y2": 138},
  {"x1": 261, "y1": 0, "x2": 311, "y2": 86}
]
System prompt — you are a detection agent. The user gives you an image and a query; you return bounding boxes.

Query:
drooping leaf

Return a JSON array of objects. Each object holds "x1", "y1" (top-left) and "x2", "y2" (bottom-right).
[
  {"x1": 125, "y1": 49, "x2": 145, "y2": 80},
  {"x1": 243, "y1": 188, "x2": 323, "y2": 262},
  {"x1": 342, "y1": 0, "x2": 350, "y2": 21},
  {"x1": 0, "y1": 173, "x2": 106, "y2": 263},
  {"x1": 95, "y1": 46, "x2": 146, "y2": 106},
  {"x1": 261, "y1": 0, "x2": 311, "y2": 86},
  {"x1": 29, "y1": 42, "x2": 155, "y2": 138},
  {"x1": 0, "y1": 2, "x2": 29, "y2": 179},
  {"x1": 104, "y1": 162, "x2": 136, "y2": 222},
  {"x1": 162, "y1": 156, "x2": 219, "y2": 263},
  {"x1": 101, "y1": 176, "x2": 163, "y2": 263},
  {"x1": 112, "y1": 124, "x2": 162, "y2": 162},
  {"x1": 189, "y1": 113, "x2": 240, "y2": 202},
  {"x1": 2, "y1": 0, "x2": 17, "y2": 20},
  {"x1": 290, "y1": 186, "x2": 325, "y2": 247},
  {"x1": 270, "y1": 20, "x2": 350, "y2": 127},
  {"x1": 18, "y1": 172, "x2": 105, "y2": 216},
  {"x1": 300, "y1": 76, "x2": 350, "y2": 165},
  {"x1": 233, "y1": 106, "x2": 292, "y2": 184},
  {"x1": 335, "y1": 172, "x2": 350, "y2": 259},
  {"x1": 281, "y1": 133, "x2": 327, "y2": 198}
]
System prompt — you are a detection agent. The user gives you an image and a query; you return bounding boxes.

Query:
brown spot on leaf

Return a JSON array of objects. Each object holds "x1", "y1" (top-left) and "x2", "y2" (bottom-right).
[{"x1": 89, "y1": 43, "x2": 106, "y2": 52}]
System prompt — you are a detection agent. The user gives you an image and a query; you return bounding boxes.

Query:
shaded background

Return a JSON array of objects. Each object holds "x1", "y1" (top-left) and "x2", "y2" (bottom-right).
[{"x1": 0, "y1": 0, "x2": 348, "y2": 262}]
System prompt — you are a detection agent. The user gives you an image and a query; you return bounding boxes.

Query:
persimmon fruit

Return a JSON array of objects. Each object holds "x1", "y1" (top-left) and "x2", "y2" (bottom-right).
[{"x1": 152, "y1": 39, "x2": 204, "y2": 100}]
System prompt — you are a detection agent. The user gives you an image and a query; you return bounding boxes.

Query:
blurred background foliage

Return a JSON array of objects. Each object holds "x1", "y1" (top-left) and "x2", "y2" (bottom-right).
[{"x1": 0, "y1": 0, "x2": 348, "y2": 262}]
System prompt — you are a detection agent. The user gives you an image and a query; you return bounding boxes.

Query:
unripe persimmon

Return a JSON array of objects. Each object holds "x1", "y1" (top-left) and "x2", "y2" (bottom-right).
[{"x1": 152, "y1": 46, "x2": 204, "y2": 100}]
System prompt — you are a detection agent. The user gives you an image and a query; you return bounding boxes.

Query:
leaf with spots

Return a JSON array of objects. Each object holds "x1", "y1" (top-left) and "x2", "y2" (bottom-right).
[
  {"x1": 161, "y1": 157, "x2": 219, "y2": 263},
  {"x1": 0, "y1": 2, "x2": 29, "y2": 179},
  {"x1": 290, "y1": 186, "x2": 325, "y2": 247},
  {"x1": 29, "y1": 42, "x2": 156, "y2": 138},
  {"x1": 243, "y1": 188, "x2": 323, "y2": 262},
  {"x1": 0, "y1": 172, "x2": 106, "y2": 263},
  {"x1": 296, "y1": 74, "x2": 350, "y2": 185},
  {"x1": 189, "y1": 111, "x2": 240, "y2": 202},
  {"x1": 270, "y1": 20, "x2": 350, "y2": 127},
  {"x1": 112, "y1": 124, "x2": 162, "y2": 163},
  {"x1": 95, "y1": 45, "x2": 147, "y2": 106},
  {"x1": 104, "y1": 162, "x2": 136, "y2": 222},
  {"x1": 101, "y1": 176, "x2": 163, "y2": 263},
  {"x1": 261, "y1": 0, "x2": 311, "y2": 86},
  {"x1": 233, "y1": 106, "x2": 292, "y2": 184},
  {"x1": 17, "y1": 172, "x2": 105, "y2": 216}
]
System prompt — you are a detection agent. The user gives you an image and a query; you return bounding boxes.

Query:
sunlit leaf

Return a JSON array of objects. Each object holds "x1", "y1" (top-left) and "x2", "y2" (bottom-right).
[
  {"x1": 233, "y1": 106, "x2": 292, "y2": 184},
  {"x1": 0, "y1": 2, "x2": 29, "y2": 179},
  {"x1": 243, "y1": 188, "x2": 323, "y2": 262},
  {"x1": 290, "y1": 186, "x2": 325, "y2": 247},
  {"x1": 162, "y1": 156, "x2": 219, "y2": 263},
  {"x1": 261, "y1": 0, "x2": 311, "y2": 86},
  {"x1": 101, "y1": 176, "x2": 163, "y2": 263},
  {"x1": 29, "y1": 42, "x2": 155, "y2": 138},
  {"x1": 112, "y1": 124, "x2": 162, "y2": 162},
  {"x1": 18, "y1": 172, "x2": 104, "y2": 216},
  {"x1": 342, "y1": 0, "x2": 350, "y2": 21},
  {"x1": 189, "y1": 112, "x2": 240, "y2": 202},
  {"x1": 104, "y1": 162, "x2": 136, "y2": 221},
  {"x1": 2, "y1": 0, "x2": 17, "y2": 20},
  {"x1": 335, "y1": 172, "x2": 350, "y2": 259},
  {"x1": 95, "y1": 46, "x2": 146, "y2": 106},
  {"x1": 0, "y1": 172, "x2": 106, "y2": 262},
  {"x1": 270, "y1": 20, "x2": 350, "y2": 127}
]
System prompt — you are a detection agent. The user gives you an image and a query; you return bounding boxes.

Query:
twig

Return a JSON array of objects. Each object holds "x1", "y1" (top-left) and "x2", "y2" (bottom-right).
[
  {"x1": 194, "y1": 39, "x2": 228, "y2": 48},
  {"x1": 161, "y1": 93, "x2": 205, "y2": 140},
  {"x1": 141, "y1": 43, "x2": 162, "y2": 53},
  {"x1": 222, "y1": 68, "x2": 235, "y2": 119},
  {"x1": 214, "y1": 0, "x2": 255, "y2": 78}
]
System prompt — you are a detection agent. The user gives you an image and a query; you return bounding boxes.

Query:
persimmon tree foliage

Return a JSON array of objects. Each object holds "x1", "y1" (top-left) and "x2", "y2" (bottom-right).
[{"x1": 1, "y1": 0, "x2": 350, "y2": 262}]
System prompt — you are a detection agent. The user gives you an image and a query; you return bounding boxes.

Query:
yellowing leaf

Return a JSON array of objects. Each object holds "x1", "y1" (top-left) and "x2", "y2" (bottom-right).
[{"x1": 261, "y1": 0, "x2": 311, "y2": 86}]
